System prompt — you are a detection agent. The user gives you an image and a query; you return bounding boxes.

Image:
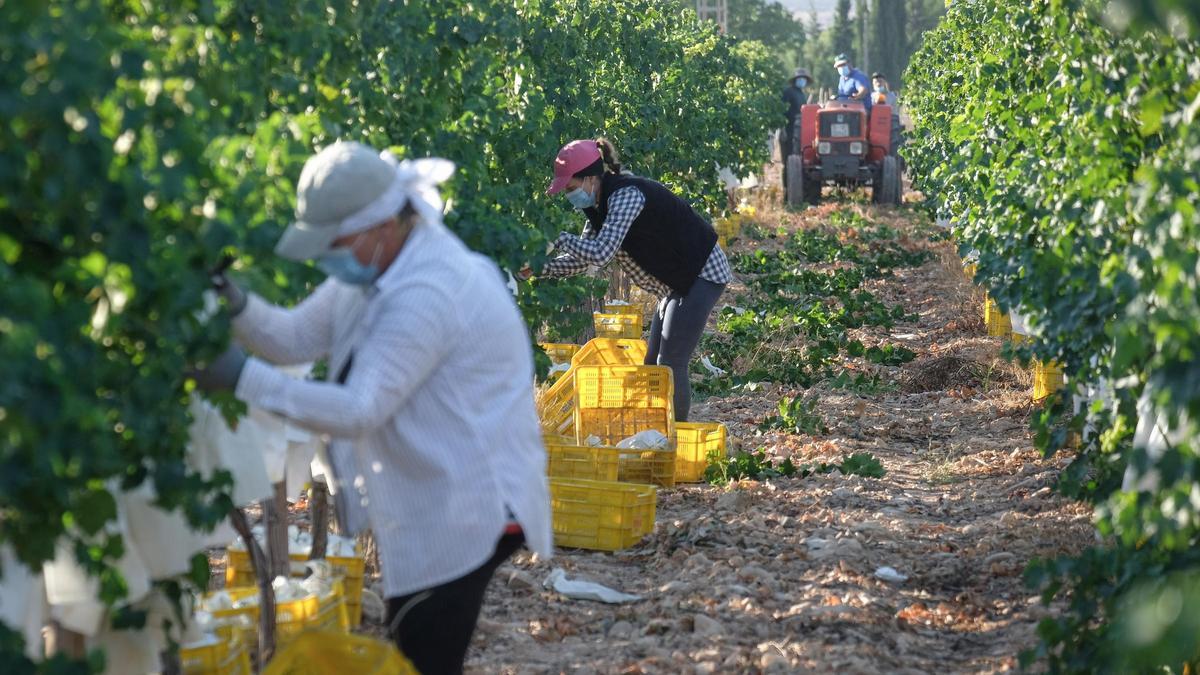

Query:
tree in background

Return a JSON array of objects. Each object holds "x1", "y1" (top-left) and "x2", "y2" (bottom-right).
[
  {"x1": 855, "y1": 0, "x2": 869, "y2": 71},
  {"x1": 727, "y1": 0, "x2": 807, "y2": 79},
  {"x1": 831, "y1": 0, "x2": 855, "y2": 64},
  {"x1": 904, "y1": 0, "x2": 944, "y2": 78},
  {"x1": 869, "y1": 0, "x2": 907, "y2": 87},
  {"x1": 676, "y1": 0, "x2": 807, "y2": 82},
  {"x1": 802, "y1": 3, "x2": 838, "y2": 93}
]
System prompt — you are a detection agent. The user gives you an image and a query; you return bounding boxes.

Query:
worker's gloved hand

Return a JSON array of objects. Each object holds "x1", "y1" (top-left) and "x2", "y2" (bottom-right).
[
  {"x1": 209, "y1": 256, "x2": 247, "y2": 316},
  {"x1": 516, "y1": 266, "x2": 534, "y2": 282},
  {"x1": 212, "y1": 272, "x2": 247, "y2": 317},
  {"x1": 190, "y1": 343, "x2": 248, "y2": 393}
]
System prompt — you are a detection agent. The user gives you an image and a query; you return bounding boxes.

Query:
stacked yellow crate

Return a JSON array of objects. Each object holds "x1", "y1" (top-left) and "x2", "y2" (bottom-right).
[
  {"x1": 180, "y1": 635, "x2": 252, "y2": 675},
  {"x1": 201, "y1": 579, "x2": 349, "y2": 651},
  {"x1": 224, "y1": 548, "x2": 365, "y2": 628},
  {"x1": 542, "y1": 363, "x2": 678, "y2": 551},
  {"x1": 539, "y1": 338, "x2": 648, "y2": 438}
]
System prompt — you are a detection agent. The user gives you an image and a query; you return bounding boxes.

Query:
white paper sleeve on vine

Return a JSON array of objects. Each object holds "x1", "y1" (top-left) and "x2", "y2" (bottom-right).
[
  {"x1": 0, "y1": 545, "x2": 48, "y2": 659},
  {"x1": 186, "y1": 394, "x2": 273, "y2": 507},
  {"x1": 43, "y1": 494, "x2": 153, "y2": 637},
  {"x1": 1010, "y1": 309, "x2": 1031, "y2": 336},
  {"x1": 1122, "y1": 384, "x2": 1196, "y2": 494}
]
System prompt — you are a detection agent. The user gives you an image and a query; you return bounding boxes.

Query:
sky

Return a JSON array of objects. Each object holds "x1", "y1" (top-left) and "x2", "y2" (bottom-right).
[{"x1": 776, "y1": 0, "x2": 850, "y2": 27}]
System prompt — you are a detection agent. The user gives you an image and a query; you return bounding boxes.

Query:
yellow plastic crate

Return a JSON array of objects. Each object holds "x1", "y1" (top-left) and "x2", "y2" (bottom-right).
[
  {"x1": 539, "y1": 371, "x2": 576, "y2": 437},
  {"x1": 546, "y1": 437, "x2": 674, "y2": 487},
  {"x1": 263, "y1": 631, "x2": 419, "y2": 675},
  {"x1": 225, "y1": 547, "x2": 366, "y2": 628},
  {"x1": 572, "y1": 338, "x2": 648, "y2": 368},
  {"x1": 180, "y1": 636, "x2": 251, "y2": 675},
  {"x1": 616, "y1": 447, "x2": 677, "y2": 488},
  {"x1": 540, "y1": 342, "x2": 580, "y2": 365},
  {"x1": 205, "y1": 580, "x2": 349, "y2": 649},
  {"x1": 573, "y1": 365, "x2": 675, "y2": 447},
  {"x1": 964, "y1": 262, "x2": 977, "y2": 280},
  {"x1": 549, "y1": 478, "x2": 657, "y2": 551},
  {"x1": 1033, "y1": 360, "x2": 1065, "y2": 401},
  {"x1": 593, "y1": 312, "x2": 642, "y2": 339},
  {"x1": 984, "y1": 294, "x2": 1011, "y2": 337},
  {"x1": 545, "y1": 438, "x2": 619, "y2": 481},
  {"x1": 674, "y1": 422, "x2": 727, "y2": 482},
  {"x1": 602, "y1": 302, "x2": 645, "y2": 328}
]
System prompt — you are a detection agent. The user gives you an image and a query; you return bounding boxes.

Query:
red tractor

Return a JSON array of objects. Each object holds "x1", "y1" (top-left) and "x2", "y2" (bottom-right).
[{"x1": 785, "y1": 98, "x2": 901, "y2": 207}]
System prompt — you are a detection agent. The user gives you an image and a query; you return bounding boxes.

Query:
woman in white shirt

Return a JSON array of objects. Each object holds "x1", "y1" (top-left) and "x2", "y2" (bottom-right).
[{"x1": 193, "y1": 141, "x2": 552, "y2": 675}]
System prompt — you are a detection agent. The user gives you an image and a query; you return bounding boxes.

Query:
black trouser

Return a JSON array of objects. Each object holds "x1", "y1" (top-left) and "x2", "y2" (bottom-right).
[
  {"x1": 645, "y1": 278, "x2": 726, "y2": 421},
  {"x1": 386, "y1": 532, "x2": 524, "y2": 675}
]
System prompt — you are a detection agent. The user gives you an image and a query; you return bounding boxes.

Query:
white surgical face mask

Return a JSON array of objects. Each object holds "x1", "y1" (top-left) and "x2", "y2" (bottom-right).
[
  {"x1": 317, "y1": 232, "x2": 384, "y2": 286},
  {"x1": 565, "y1": 179, "x2": 597, "y2": 210},
  {"x1": 838, "y1": 65, "x2": 850, "y2": 77}
]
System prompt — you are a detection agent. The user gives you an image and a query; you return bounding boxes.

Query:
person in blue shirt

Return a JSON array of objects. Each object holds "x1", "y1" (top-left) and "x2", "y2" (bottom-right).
[{"x1": 833, "y1": 54, "x2": 870, "y2": 110}]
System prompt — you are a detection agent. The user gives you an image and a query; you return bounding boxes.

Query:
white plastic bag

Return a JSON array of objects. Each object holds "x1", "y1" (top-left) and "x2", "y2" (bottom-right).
[
  {"x1": 543, "y1": 568, "x2": 641, "y2": 604},
  {"x1": 616, "y1": 430, "x2": 670, "y2": 450},
  {"x1": 699, "y1": 355, "x2": 727, "y2": 377}
]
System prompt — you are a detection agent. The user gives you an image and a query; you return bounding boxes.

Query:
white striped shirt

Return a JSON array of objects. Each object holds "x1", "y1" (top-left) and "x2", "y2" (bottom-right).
[{"x1": 232, "y1": 220, "x2": 552, "y2": 598}]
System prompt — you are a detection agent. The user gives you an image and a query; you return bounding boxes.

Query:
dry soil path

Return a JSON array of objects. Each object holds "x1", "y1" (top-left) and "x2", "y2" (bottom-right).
[{"x1": 463, "y1": 197, "x2": 1093, "y2": 674}]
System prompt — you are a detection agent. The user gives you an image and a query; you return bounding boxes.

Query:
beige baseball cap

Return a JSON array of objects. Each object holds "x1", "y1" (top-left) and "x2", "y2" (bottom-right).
[{"x1": 274, "y1": 141, "x2": 397, "y2": 261}]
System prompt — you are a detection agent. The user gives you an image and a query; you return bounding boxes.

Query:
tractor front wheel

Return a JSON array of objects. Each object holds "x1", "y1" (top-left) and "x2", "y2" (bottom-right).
[
  {"x1": 786, "y1": 154, "x2": 806, "y2": 208},
  {"x1": 874, "y1": 155, "x2": 901, "y2": 205}
]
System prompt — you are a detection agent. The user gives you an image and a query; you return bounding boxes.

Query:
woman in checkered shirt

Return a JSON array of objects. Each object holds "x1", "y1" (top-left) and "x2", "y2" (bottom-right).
[{"x1": 538, "y1": 138, "x2": 731, "y2": 421}]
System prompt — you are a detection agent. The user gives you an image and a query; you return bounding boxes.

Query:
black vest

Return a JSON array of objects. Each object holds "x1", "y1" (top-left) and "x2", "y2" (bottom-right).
[{"x1": 584, "y1": 174, "x2": 717, "y2": 296}]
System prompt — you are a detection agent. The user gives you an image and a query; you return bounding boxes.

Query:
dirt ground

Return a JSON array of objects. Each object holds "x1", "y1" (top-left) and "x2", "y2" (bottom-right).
[
  {"x1": 458, "y1": 191, "x2": 1094, "y2": 674},
  {"x1": 212, "y1": 182, "x2": 1095, "y2": 674}
]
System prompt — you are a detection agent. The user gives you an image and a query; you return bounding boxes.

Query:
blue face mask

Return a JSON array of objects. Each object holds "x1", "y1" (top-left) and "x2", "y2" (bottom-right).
[
  {"x1": 795, "y1": 78, "x2": 807, "y2": 89},
  {"x1": 317, "y1": 245, "x2": 380, "y2": 286},
  {"x1": 566, "y1": 185, "x2": 596, "y2": 210},
  {"x1": 838, "y1": 65, "x2": 850, "y2": 77}
]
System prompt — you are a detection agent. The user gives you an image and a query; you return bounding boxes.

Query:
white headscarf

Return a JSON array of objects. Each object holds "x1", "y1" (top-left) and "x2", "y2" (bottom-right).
[{"x1": 335, "y1": 151, "x2": 456, "y2": 238}]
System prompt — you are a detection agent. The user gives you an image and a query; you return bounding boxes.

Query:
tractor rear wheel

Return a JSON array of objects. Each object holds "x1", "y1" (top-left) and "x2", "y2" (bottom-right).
[
  {"x1": 875, "y1": 155, "x2": 900, "y2": 205},
  {"x1": 786, "y1": 154, "x2": 805, "y2": 208},
  {"x1": 804, "y1": 176, "x2": 821, "y2": 205}
]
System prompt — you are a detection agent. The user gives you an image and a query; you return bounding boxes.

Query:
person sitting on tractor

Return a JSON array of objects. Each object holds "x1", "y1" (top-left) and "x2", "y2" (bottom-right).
[
  {"x1": 833, "y1": 54, "x2": 871, "y2": 109},
  {"x1": 872, "y1": 72, "x2": 905, "y2": 158},
  {"x1": 871, "y1": 72, "x2": 898, "y2": 107}
]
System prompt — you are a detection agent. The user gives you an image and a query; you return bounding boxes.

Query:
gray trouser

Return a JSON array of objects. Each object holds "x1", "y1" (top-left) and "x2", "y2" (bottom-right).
[{"x1": 645, "y1": 278, "x2": 726, "y2": 421}]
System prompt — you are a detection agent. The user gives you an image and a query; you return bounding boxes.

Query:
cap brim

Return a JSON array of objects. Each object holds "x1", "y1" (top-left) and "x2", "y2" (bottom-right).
[
  {"x1": 835, "y1": 61, "x2": 848, "y2": 67},
  {"x1": 546, "y1": 174, "x2": 571, "y2": 196},
  {"x1": 274, "y1": 220, "x2": 341, "y2": 261}
]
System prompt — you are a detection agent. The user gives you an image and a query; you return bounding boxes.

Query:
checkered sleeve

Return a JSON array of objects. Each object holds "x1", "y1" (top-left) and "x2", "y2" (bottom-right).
[
  {"x1": 554, "y1": 186, "x2": 645, "y2": 266},
  {"x1": 698, "y1": 242, "x2": 733, "y2": 285},
  {"x1": 540, "y1": 251, "x2": 590, "y2": 278}
]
